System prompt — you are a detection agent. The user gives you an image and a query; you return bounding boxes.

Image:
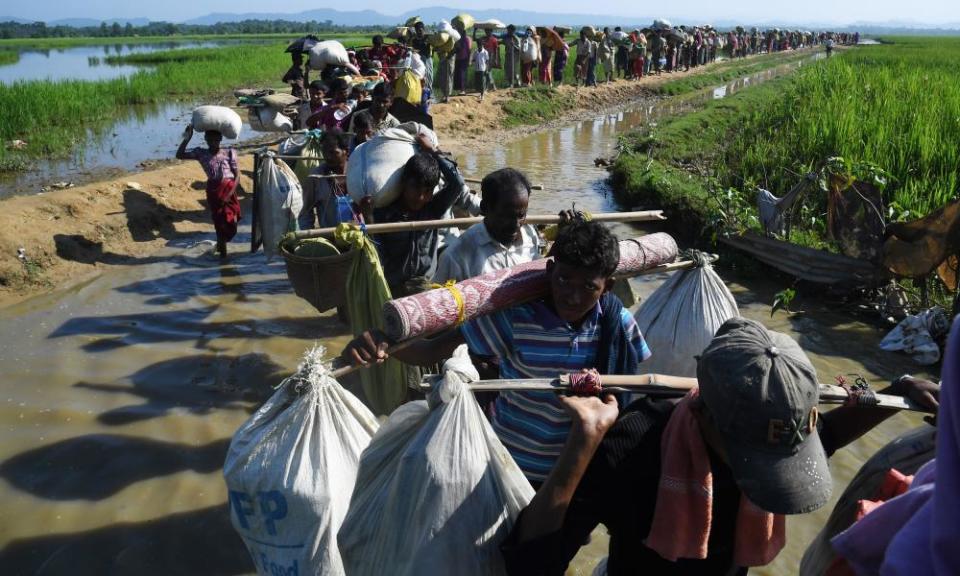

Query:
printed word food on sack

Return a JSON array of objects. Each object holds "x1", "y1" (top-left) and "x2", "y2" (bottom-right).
[
  {"x1": 634, "y1": 252, "x2": 739, "y2": 376},
  {"x1": 337, "y1": 346, "x2": 535, "y2": 576},
  {"x1": 255, "y1": 153, "x2": 303, "y2": 260},
  {"x1": 224, "y1": 346, "x2": 379, "y2": 576},
  {"x1": 346, "y1": 123, "x2": 439, "y2": 207},
  {"x1": 192, "y1": 105, "x2": 242, "y2": 140}
]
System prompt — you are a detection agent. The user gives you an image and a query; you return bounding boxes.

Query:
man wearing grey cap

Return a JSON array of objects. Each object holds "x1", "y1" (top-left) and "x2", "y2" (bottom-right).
[{"x1": 502, "y1": 317, "x2": 940, "y2": 575}]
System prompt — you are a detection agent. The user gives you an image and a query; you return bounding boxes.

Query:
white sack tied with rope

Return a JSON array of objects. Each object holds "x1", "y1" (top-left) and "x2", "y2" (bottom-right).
[
  {"x1": 634, "y1": 252, "x2": 739, "y2": 377},
  {"x1": 337, "y1": 345, "x2": 535, "y2": 576},
  {"x1": 255, "y1": 153, "x2": 302, "y2": 260},
  {"x1": 224, "y1": 346, "x2": 379, "y2": 576}
]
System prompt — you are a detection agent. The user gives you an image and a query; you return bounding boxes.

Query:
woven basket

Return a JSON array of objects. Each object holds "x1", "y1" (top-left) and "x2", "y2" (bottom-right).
[{"x1": 280, "y1": 236, "x2": 354, "y2": 313}]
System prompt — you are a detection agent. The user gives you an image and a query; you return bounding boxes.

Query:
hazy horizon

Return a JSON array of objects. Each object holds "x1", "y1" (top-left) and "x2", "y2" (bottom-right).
[{"x1": 4, "y1": 1, "x2": 960, "y2": 28}]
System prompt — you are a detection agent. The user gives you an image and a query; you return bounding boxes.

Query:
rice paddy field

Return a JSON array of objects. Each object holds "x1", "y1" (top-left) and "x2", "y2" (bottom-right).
[
  {"x1": 613, "y1": 36, "x2": 960, "y2": 241},
  {"x1": 0, "y1": 35, "x2": 369, "y2": 172}
]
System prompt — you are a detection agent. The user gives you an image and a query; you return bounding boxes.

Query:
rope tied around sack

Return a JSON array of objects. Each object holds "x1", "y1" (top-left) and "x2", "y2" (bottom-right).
[
  {"x1": 430, "y1": 280, "x2": 467, "y2": 326},
  {"x1": 568, "y1": 368, "x2": 603, "y2": 395},
  {"x1": 835, "y1": 373, "x2": 879, "y2": 407},
  {"x1": 679, "y1": 249, "x2": 716, "y2": 268}
]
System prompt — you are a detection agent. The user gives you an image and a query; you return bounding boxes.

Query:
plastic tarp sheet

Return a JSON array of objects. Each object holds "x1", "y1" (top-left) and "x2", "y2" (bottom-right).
[
  {"x1": 224, "y1": 346, "x2": 379, "y2": 576},
  {"x1": 337, "y1": 346, "x2": 535, "y2": 576}
]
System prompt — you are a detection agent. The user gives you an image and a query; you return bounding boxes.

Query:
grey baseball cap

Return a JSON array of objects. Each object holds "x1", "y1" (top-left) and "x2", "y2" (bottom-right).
[{"x1": 697, "y1": 317, "x2": 832, "y2": 515}]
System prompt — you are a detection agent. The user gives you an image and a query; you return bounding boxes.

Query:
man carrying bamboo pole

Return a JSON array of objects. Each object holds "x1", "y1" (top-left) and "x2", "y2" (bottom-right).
[
  {"x1": 500, "y1": 317, "x2": 940, "y2": 575},
  {"x1": 342, "y1": 221, "x2": 652, "y2": 483}
]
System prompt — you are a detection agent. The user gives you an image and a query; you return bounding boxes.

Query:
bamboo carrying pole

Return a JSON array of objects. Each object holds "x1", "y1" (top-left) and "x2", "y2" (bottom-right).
[
  {"x1": 463, "y1": 177, "x2": 544, "y2": 191},
  {"x1": 327, "y1": 258, "x2": 697, "y2": 380},
  {"x1": 287, "y1": 210, "x2": 666, "y2": 241},
  {"x1": 414, "y1": 374, "x2": 930, "y2": 413}
]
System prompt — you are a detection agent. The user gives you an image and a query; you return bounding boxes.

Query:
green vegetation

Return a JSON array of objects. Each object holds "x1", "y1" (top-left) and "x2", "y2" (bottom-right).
[
  {"x1": 0, "y1": 38, "x2": 368, "y2": 171},
  {"x1": 612, "y1": 37, "x2": 960, "y2": 302},
  {"x1": 501, "y1": 85, "x2": 574, "y2": 127},
  {"x1": 613, "y1": 37, "x2": 960, "y2": 243},
  {"x1": 655, "y1": 48, "x2": 820, "y2": 95},
  {"x1": 0, "y1": 50, "x2": 18, "y2": 65}
]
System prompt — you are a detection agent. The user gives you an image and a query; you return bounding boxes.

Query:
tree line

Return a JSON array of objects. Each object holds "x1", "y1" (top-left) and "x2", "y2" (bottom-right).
[{"x1": 0, "y1": 20, "x2": 379, "y2": 39}]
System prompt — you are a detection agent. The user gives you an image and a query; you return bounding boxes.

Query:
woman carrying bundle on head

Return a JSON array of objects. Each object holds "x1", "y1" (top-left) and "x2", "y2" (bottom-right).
[{"x1": 176, "y1": 126, "x2": 241, "y2": 259}]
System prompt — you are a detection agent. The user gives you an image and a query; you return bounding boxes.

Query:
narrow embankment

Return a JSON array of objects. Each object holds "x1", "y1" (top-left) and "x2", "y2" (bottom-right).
[{"x1": 0, "y1": 47, "x2": 822, "y2": 307}]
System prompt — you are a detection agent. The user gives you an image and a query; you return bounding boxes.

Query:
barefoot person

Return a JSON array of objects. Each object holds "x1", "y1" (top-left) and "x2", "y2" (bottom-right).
[{"x1": 176, "y1": 126, "x2": 241, "y2": 258}]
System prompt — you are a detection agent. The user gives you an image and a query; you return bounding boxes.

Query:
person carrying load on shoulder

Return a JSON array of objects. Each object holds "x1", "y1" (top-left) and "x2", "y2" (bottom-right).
[
  {"x1": 282, "y1": 51, "x2": 308, "y2": 100},
  {"x1": 176, "y1": 126, "x2": 241, "y2": 259},
  {"x1": 499, "y1": 317, "x2": 940, "y2": 576},
  {"x1": 299, "y1": 129, "x2": 361, "y2": 231},
  {"x1": 342, "y1": 220, "x2": 653, "y2": 484},
  {"x1": 434, "y1": 168, "x2": 542, "y2": 283},
  {"x1": 357, "y1": 133, "x2": 465, "y2": 298}
]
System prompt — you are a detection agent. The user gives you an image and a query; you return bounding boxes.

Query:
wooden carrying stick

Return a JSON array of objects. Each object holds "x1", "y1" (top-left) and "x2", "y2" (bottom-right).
[
  {"x1": 414, "y1": 374, "x2": 930, "y2": 412},
  {"x1": 287, "y1": 210, "x2": 666, "y2": 240},
  {"x1": 327, "y1": 259, "x2": 698, "y2": 380}
]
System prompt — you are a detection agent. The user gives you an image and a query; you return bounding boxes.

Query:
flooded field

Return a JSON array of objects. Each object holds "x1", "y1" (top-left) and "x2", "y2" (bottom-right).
[{"x1": 0, "y1": 52, "x2": 934, "y2": 574}]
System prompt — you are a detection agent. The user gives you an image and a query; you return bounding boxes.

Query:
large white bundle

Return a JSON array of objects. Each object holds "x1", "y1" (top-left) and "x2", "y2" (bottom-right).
[
  {"x1": 192, "y1": 105, "x2": 242, "y2": 139},
  {"x1": 309, "y1": 40, "x2": 350, "y2": 71},
  {"x1": 521, "y1": 37, "x2": 539, "y2": 62},
  {"x1": 247, "y1": 107, "x2": 293, "y2": 133},
  {"x1": 338, "y1": 346, "x2": 535, "y2": 576},
  {"x1": 224, "y1": 347, "x2": 379, "y2": 576},
  {"x1": 634, "y1": 255, "x2": 739, "y2": 376},
  {"x1": 439, "y1": 20, "x2": 461, "y2": 43},
  {"x1": 408, "y1": 52, "x2": 427, "y2": 79},
  {"x1": 653, "y1": 18, "x2": 673, "y2": 31},
  {"x1": 346, "y1": 122, "x2": 439, "y2": 208},
  {"x1": 255, "y1": 154, "x2": 303, "y2": 259}
]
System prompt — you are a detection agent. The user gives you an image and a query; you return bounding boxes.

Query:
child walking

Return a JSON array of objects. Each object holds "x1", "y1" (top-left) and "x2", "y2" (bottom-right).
[
  {"x1": 176, "y1": 127, "x2": 242, "y2": 259},
  {"x1": 472, "y1": 41, "x2": 490, "y2": 102}
]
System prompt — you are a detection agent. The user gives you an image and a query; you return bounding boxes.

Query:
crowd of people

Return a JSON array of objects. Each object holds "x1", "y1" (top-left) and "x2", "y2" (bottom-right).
[{"x1": 172, "y1": 19, "x2": 957, "y2": 574}]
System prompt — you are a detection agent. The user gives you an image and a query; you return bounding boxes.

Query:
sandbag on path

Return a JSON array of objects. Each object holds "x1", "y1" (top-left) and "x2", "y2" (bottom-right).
[
  {"x1": 383, "y1": 232, "x2": 679, "y2": 341},
  {"x1": 634, "y1": 252, "x2": 739, "y2": 377},
  {"x1": 224, "y1": 346, "x2": 379, "y2": 576},
  {"x1": 337, "y1": 345, "x2": 535, "y2": 576}
]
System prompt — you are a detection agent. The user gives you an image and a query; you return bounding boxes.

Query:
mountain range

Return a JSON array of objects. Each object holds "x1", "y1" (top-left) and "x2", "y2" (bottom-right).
[{"x1": 2, "y1": 6, "x2": 959, "y2": 31}]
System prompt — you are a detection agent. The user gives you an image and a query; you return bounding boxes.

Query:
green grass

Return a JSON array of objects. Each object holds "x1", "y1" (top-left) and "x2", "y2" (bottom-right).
[
  {"x1": 611, "y1": 37, "x2": 960, "y2": 298},
  {"x1": 0, "y1": 38, "x2": 369, "y2": 171},
  {"x1": 500, "y1": 85, "x2": 574, "y2": 127},
  {"x1": 655, "y1": 47, "x2": 821, "y2": 95},
  {"x1": 0, "y1": 49, "x2": 18, "y2": 65}
]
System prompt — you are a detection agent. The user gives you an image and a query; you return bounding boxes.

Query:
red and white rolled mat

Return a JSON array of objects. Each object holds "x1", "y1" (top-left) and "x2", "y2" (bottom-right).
[{"x1": 382, "y1": 232, "x2": 679, "y2": 341}]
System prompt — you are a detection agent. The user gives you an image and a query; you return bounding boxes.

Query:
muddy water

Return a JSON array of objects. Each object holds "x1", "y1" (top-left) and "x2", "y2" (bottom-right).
[{"x1": 0, "y1": 58, "x2": 933, "y2": 575}]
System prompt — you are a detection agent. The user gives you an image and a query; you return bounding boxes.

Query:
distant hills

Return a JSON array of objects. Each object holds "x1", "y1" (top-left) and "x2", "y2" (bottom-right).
[{"x1": 2, "y1": 5, "x2": 959, "y2": 33}]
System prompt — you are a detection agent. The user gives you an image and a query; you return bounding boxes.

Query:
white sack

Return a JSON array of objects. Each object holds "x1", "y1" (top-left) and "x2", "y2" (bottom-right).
[
  {"x1": 224, "y1": 346, "x2": 379, "y2": 576},
  {"x1": 192, "y1": 105, "x2": 242, "y2": 139},
  {"x1": 634, "y1": 256, "x2": 739, "y2": 377},
  {"x1": 309, "y1": 40, "x2": 350, "y2": 71},
  {"x1": 409, "y1": 52, "x2": 427, "y2": 79},
  {"x1": 261, "y1": 92, "x2": 301, "y2": 110},
  {"x1": 346, "y1": 122, "x2": 439, "y2": 208},
  {"x1": 521, "y1": 37, "x2": 539, "y2": 62},
  {"x1": 255, "y1": 154, "x2": 303, "y2": 259},
  {"x1": 337, "y1": 345, "x2": 535, "y2": 576},
  {"x1": 247, "y1": 107, "x2": 293, "y2": 133},
  {"x1": 439, "y1": 20, "x2": 461, "y2": 43},
  {"x1": 880, "y1": 306, "x2": 949, "y2": 365}
]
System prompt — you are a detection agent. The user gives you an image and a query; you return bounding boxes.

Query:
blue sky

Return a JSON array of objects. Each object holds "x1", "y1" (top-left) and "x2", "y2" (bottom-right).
[{"x1": 7, "y1": 1, "x2": 959, "y2": 25}]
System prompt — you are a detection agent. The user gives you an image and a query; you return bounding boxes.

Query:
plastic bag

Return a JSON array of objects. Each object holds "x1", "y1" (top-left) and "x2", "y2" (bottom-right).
[
  {"x1": 224, "y1": 346, "x2": 379, "y2": 576},
  {"x1": 634, "y1": 254, "x2": 739, "y2": 377},
  {"x1": 880, "y1": 306, "x2": 949, "y2": 365},
  {"x1": 247, "y1": 107, "x2": 293, "y2": 133},
  {"x1": 337, "y1": 346, "x2": 535, "y2": 576},
  {"x1": 192, "y1": 105, "x2": 242, "y2": 139},
  {"x1": 255, "y1": 154, "x2": 303, "y2": 259}
]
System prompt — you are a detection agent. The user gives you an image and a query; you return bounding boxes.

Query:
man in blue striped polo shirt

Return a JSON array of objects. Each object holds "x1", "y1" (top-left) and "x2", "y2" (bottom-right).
[{"x1": 342, "y1": 220, "x2": 652, "y2": 483}]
